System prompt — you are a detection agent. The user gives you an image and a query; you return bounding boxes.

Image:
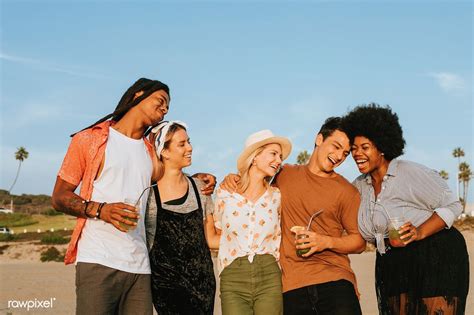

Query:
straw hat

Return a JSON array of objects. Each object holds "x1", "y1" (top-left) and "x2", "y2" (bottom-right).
[{"x1": 237, "y1": 130, "x2": 292, "y2": 173}]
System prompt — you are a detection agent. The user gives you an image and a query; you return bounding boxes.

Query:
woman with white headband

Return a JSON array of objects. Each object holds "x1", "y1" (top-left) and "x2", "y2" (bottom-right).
[
  {"x1": 214, "y1": 130, "x2": 292, "y2": 315},
  {"x1": 145, "y1": 120, "x2": 220, "y2": 314}
]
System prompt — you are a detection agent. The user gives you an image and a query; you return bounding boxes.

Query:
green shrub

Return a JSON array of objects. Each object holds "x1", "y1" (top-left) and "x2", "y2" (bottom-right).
[
  {"x1": 40, "y1": 233, "x2": 69, "y2": 244},
  {"x1": 40, "y1": 247, "x2": 65, "y2": 262},
  {"x1": 0, "y1": 234, "x2": 18, "y2": 242},
  {"x1": 31, "y1": 194, "x2": 52, "y2": 205},
  {"x1": 43, "y1": 208, "x2": 63, "y2": 216},
  {"x1": 0, "y1": 213, "x2": 38, "y2": 227},
  {"x1": 13, "y1": 195, "x2": 32, "y2": 205}
]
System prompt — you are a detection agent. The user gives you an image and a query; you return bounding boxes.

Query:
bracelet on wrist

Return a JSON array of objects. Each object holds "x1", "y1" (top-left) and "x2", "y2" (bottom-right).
[
  {"x1": 82, "y1": 200, "x2": 94, "y2": 218},
  {"x1": 96, "y1": 202, "x2": 106, "y2": 219}
]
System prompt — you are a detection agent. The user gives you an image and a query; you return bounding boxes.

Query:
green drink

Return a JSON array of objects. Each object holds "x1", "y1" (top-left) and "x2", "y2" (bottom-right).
[
  {"x1": 119, "y1": 198, "x2": 139, "y2": 231},
  {"x1": 291, "y1": 226, "x2": 310, "y2": 257},
  {"x1": 296, "y1": 234, "x2": 310, "y2": 257},
  {"x1": 388, "y1": 217, "x2": 406, "y2": 247}
]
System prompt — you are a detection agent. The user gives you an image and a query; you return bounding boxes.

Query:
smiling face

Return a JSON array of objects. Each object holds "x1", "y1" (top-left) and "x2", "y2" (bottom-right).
[
  {"x1": 135, "y1": 89, "x2": 170, "y2": 125},
  {"x1": 161, "y1": 128, "x2": 192, "y2": 169},
  {"x1": 351, "y1": 136, "x2": 386, "y2": 174},
  {"x1": 313, "y1": 130, "x2": 350, "y2": 176},
  {"x1": 253, "y1": 143, "x2": 283, "y2": 177}
]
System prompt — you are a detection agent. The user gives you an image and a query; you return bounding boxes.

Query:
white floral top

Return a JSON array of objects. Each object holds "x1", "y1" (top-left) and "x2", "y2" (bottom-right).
[{"x1": 213, "y1": 186, "x2": 282, "y2": 275}]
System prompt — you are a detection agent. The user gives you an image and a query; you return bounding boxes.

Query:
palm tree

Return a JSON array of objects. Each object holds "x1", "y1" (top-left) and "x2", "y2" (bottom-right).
[
  {"x1": 458, "y1": 162, "x2": 472, "y2": 213},
  {"x1": 439, "y1": 170, "x2": 449, "y2": 180},
  {"x1": 8, "y1": 147, "x2": 29, "y2": 193},
  {"x1": 452, "y1": 147, "x2": 465, "y2": 200},
  {"x1": 453, "y1": 147, "x2": 465, "y2": 163},
  {"x1": 296, "y1": 150, "x2": 310, "y2": 165}
]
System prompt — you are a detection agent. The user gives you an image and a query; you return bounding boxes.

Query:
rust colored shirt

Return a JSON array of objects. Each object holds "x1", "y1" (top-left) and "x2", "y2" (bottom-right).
[
  {"x1": 57, "y1": 121, "x2": 155, "y2": 264},
  {"x1": 275, "y1": 164, "x2": 361, "y2": 293}
]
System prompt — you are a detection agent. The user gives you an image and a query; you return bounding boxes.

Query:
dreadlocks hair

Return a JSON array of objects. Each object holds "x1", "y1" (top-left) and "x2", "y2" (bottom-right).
[
  {"x1": 71, "y1": 78, "x2": 170, "y2": 137},
  {"x1": 342, "y1": 103, "x2": 405, "y2": 161}
]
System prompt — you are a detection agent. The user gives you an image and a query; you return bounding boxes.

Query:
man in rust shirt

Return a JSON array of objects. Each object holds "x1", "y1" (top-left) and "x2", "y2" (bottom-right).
[
  {"x1": 276, "y1": 117, "x2": 365, "y2": 314},
  {"x1": 223, "y1": 117, "x2": 365, "y2": 314}
]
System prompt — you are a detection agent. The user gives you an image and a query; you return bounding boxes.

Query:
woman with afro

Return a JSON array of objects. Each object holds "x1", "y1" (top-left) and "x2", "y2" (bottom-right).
[{"x1": 343, "y1": 104, "x2": 469, "y2": 315}]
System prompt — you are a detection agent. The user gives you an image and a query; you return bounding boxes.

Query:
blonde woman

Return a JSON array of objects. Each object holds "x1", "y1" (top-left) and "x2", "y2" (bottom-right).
[
  {"x1": 214, "y1": 130, "x2": 292, "y2": 315},
  {"x1": 145, "y1": 121, "x2": 219, "y2": 314}
]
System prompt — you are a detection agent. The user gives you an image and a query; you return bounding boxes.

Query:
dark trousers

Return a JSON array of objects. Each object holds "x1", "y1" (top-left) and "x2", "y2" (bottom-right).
[
  {"x1": 283, "y1": 280, "x2": 362, "y2": 315},
  {"x1": 76, "y1": 262, "x2": 153, "y2": 315}
]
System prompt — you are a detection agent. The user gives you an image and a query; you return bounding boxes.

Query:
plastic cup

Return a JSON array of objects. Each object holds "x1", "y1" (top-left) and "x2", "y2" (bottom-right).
[
  {"x1": 119, "y1": 198, "x2": 139, "y2": 231},
  {"x1": 291, "y1": 226, "x2": 310, "y2": 257},
  {"x1": 388, "y1": 217, "x2": 406, "y2": 247}
]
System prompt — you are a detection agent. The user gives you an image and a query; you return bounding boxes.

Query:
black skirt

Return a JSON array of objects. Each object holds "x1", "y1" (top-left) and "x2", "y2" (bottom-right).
[{"x1": 375, "y1": 227, "x2": 469, "y2": 315}]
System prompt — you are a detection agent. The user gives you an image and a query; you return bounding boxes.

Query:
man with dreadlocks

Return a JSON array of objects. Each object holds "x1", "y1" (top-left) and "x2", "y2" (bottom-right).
[{"x1": 52, "y1": 78, "x2": 215, "y2": 314}]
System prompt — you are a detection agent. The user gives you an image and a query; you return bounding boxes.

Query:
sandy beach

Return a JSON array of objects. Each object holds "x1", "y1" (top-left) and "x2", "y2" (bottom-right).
[{"x1": 1, "y1": 230, "x2": 472, "y2": 315}]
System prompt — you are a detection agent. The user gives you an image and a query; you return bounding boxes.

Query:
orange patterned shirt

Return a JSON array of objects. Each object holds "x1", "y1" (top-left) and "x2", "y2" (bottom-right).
[{"x1": 57, "y1": 121, "x2": 155, "y2": 264}]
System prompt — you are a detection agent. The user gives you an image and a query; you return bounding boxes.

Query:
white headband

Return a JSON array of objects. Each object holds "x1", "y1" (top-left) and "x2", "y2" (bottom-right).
[{"x1": 151, "y1": 120, "x2": 188, "y2": 158}]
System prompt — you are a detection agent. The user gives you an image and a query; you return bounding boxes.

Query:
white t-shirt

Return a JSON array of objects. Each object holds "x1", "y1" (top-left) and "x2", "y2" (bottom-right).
[{"x1": 77, "y1": 127, "x2": 153, "y2": 274}]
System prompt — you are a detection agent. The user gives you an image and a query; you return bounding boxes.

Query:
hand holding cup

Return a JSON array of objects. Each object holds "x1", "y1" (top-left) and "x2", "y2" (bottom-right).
[
  {"x1": 118, "y1": 198, "x2": 140, "y2": 231},
  {"x1": 388, "y1": 217, "x2": 416, "y2": 247},
  {"x1": 291, "y1": 226, "x2": 310, "y2": 257}
]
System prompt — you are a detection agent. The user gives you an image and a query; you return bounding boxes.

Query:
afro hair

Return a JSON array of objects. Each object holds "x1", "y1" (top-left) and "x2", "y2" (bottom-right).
[{"x1": 343, "y1": 103, "x2": 405, "y2": 161}]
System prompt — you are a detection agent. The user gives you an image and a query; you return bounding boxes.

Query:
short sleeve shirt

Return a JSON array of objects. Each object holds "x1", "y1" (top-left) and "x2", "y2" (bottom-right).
[
  {"x1": 275, "y1": 164, "x2": 361, "y2": 293},
  {"x1": 213, "y1": 186, "x2": 281, "y2": 275}
]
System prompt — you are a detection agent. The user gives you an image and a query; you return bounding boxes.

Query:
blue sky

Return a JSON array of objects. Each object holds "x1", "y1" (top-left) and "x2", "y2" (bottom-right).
[{"x1": 1, "y1": 1, "x2": 472, "y2": 204}]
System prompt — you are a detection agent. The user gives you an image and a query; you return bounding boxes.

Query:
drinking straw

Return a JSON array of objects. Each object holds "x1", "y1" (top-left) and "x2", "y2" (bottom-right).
[
  {"x1": 134, "y1": 183, "x2": 158, "y2": 207},
  {"x1": 306, "y1": 209, "x2": 324, "y2": 230}
]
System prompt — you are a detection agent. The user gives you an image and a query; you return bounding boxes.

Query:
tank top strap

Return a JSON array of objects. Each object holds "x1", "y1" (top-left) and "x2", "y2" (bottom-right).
[
  {"x1": 187, "y1": 176, "x2": 203, "y2": 210},
  {"x1": 152, "y1": 185, "x2": 163, "y2": 211},
  {"x1": 153, "y1": 177, "x2": 202, "y2": 212}
]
